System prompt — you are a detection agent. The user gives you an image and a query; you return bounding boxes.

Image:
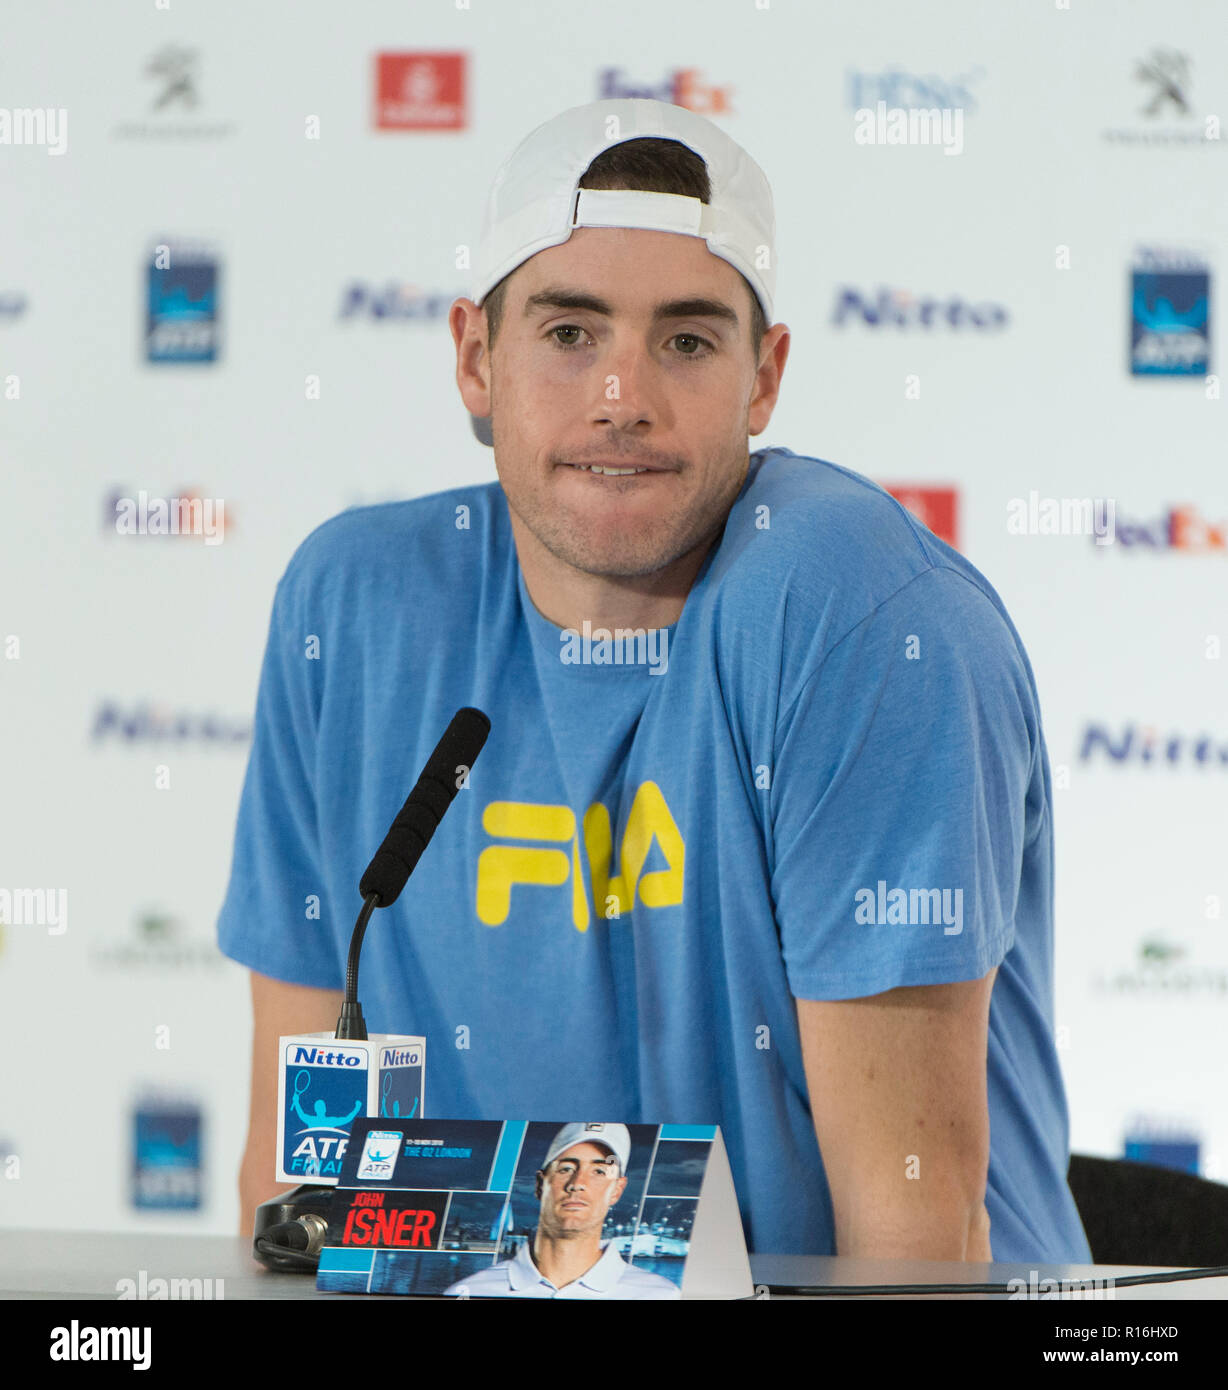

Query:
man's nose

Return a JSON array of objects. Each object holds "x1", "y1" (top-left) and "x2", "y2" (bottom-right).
[{"x1": 592, "y1": 339, "x2": 658, "y2": 431}]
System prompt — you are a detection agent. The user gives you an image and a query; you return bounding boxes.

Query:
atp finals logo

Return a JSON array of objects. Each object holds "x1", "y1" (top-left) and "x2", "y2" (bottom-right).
[
  {"x1": 285, "y1": 1052, "x2": 364, "y2": 1178},
  {"x1": 476, "y1": 780, "x2": 683, "y2": 931},
  {"x1": 357, "y1": 1130, "x2": 401, "y2": 1181}
]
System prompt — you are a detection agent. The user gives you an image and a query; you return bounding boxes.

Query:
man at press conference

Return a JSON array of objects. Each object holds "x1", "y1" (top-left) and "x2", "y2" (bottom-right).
[{"x1": 217, "y1": 97, "x2": 1092, "y2": 1266}]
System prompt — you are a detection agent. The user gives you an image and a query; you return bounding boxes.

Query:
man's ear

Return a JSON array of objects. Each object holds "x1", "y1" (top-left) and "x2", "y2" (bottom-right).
[
  {"x1": 612, "y1": 1175, "x2": 628, "y2": 1203},
  {"x1": 450, "y1": 297, "x2": 492, "y2": 419}
]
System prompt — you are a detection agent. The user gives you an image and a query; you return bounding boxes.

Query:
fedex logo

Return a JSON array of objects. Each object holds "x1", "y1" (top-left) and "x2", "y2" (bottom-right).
[
  {"x1": 597, "y1": 67, "x2": 733, "y2": 115},
  {"x1": 476, "y1": 780, "x2": 684, "y2": 931}
]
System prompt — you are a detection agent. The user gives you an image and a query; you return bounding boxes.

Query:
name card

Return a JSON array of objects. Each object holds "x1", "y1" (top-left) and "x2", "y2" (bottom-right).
[{"x1": 315, "y1": 1118, "x2": 751, "y2": 1299}]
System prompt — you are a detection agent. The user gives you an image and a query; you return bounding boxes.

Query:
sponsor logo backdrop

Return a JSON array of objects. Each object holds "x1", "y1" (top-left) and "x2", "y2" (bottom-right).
[{"x1": 0, "y1": 0, "x2": 1224, "y2": 1233}]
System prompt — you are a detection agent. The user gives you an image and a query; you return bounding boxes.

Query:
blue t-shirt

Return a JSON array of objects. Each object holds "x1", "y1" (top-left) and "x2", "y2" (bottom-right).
[{"x1": 217, "y1": 446, "x2": 1091, "y2": 1262}]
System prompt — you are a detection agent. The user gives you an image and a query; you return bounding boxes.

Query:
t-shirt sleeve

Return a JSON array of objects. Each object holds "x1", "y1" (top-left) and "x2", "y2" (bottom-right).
[
  {"x1": 770, "y1": 564, "x2": 1038, "y2": 1000},
  {"x1": 215, "y1": 571, "x2": 343, "y2": 988}
]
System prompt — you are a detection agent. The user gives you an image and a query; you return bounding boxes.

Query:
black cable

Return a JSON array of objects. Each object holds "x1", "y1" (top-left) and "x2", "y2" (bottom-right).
[
  {"x1": 767, "y1": 1262, "x2": 1228, "y2": 1296},
  {"x1": 253, "y1": 1237, "x2": 322, "y2": 1272}
]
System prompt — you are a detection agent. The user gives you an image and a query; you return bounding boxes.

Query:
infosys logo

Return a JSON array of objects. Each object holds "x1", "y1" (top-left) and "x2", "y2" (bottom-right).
[{"x1": 832, "y1": 286, "x2": 1008, "y2": 331}]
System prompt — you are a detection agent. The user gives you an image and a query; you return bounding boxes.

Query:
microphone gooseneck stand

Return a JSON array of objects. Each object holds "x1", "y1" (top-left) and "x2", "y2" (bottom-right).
[{"x1": 252, "y1": 708, "x2": 491, "y2": 1271}]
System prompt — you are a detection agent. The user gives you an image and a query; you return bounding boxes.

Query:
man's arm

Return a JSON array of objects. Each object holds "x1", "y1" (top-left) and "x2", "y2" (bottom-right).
[
  {"x1": 795, "y1": 968, "x2": 996, "y2": 1261},
  {"x1": 238, "y1": 969, "x2": 344, "y2": 1238}
]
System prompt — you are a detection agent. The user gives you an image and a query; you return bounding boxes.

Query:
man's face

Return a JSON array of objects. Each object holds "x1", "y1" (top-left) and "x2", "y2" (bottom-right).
[
  {"x1": 460, "y1": 225, "x2": 782, "y2": 581},
  {"x1": 535, "y1": 1142, "x2": 627, "y2": 1239}
]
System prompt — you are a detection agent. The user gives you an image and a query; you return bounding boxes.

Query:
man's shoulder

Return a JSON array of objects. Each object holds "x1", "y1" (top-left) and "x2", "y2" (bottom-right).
[
  {"x1": 713, "y1": 447, "x2": 1015, "y2": 647},
  {"x1": 723, "y1": 446, "x2": 956, "y2": 588},
  {"x1": 696, "y1": 447, "x2": 1030, "y2": 707},
  {"x1": 274, "y1": 479, "x2": 507, "y2": 612}
]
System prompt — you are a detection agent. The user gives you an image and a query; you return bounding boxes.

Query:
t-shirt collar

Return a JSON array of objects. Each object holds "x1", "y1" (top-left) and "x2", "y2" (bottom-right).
[{"x1": 507, "y1": 1238, "x2": 627, "y2": 1293}]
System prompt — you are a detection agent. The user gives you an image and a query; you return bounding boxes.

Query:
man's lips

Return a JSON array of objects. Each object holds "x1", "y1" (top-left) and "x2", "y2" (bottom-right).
[{"x1": 559, "y1": 460, "x2": 673, "y2": 475}]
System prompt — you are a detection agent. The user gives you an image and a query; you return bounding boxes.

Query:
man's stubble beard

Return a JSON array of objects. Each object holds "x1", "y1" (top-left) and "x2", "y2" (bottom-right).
[
  {"x1": 492, "y1": 408, "x2": 749, "y2": 584},
  {"x1": 506, "y1": 478, "x2": 738, "y2": 581}
]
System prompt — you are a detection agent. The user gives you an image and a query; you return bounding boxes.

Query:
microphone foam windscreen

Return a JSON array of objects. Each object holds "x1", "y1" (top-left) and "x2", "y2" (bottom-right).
[{"x1": 358, "y1": 707, "x2": 491, "y2": 906}]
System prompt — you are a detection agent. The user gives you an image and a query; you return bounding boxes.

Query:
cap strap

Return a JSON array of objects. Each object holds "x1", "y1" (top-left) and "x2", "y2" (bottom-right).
[{"x1": 572, "y1": 187, "x2": 714, "y2": 238}]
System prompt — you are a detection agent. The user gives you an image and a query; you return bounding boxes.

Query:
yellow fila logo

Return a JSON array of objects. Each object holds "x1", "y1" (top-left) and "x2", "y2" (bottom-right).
[{"x1": 476, "y1": 780, "x2": 684, "y2": 931}]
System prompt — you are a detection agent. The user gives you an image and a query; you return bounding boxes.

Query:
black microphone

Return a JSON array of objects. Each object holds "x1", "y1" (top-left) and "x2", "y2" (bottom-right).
[
  {"x1": 359, "y1": 706, "x2": 491, "y2": 906},
  {"x1": 334, "y1": 707, "x2": 491, "y2": 1039}
]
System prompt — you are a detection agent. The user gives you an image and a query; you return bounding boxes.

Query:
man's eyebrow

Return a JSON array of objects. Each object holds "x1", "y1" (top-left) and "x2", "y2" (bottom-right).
[{"x1": 523, "y1": 288, "x2": 739, "y2": 329}]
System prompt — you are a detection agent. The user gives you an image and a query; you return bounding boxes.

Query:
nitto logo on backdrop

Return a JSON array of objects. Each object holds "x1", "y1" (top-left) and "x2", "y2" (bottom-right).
[
  {"x1": 1103, "y1": 48, "x2": 1224, "y2": 146},
  {"x1": 337, "y1": 282, "x2": 456, "y2": 322},
  {"x1": 1093, "y1": 503, "x2": 1225, "y2": 551},
  {"x1": 145, "y1": 240, "x2": 220, "y2": 364},
  {"x1": 879, "y1": 484, "x2": 959, "y2": 549},
  {"x1": 832, "y1": 287, "x2": 1008, "y2": 331},
  {"x1": 597, "y1": 68, "x2": 733, "y2": 115},
  {"x1": 1130, "y1": 248, "x2": 1211, "y2": 376},
  {"x1": 90, "y1": 701, "x2": 250, "y2": 746},
  {"x1": 1078, "y1": 723, "x2": 1228, "y2": 768},
  {"x1": 374, "y1": 54, "x2": 466, "y2": 130},
  {"x1": 113, "y1": 46, "x2": 235, "y2": 140}
]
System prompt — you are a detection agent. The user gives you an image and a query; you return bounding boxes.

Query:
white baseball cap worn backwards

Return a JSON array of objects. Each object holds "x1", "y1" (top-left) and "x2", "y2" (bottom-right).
[{"x1": 469, "y1": 97, "x2": 777, "y2": 325}]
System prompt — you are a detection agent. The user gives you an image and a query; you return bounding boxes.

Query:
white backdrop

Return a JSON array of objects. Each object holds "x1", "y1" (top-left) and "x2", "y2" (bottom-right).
[{"x1": 1, "y1": 0, "x2": 1224, "y2": 1235}]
